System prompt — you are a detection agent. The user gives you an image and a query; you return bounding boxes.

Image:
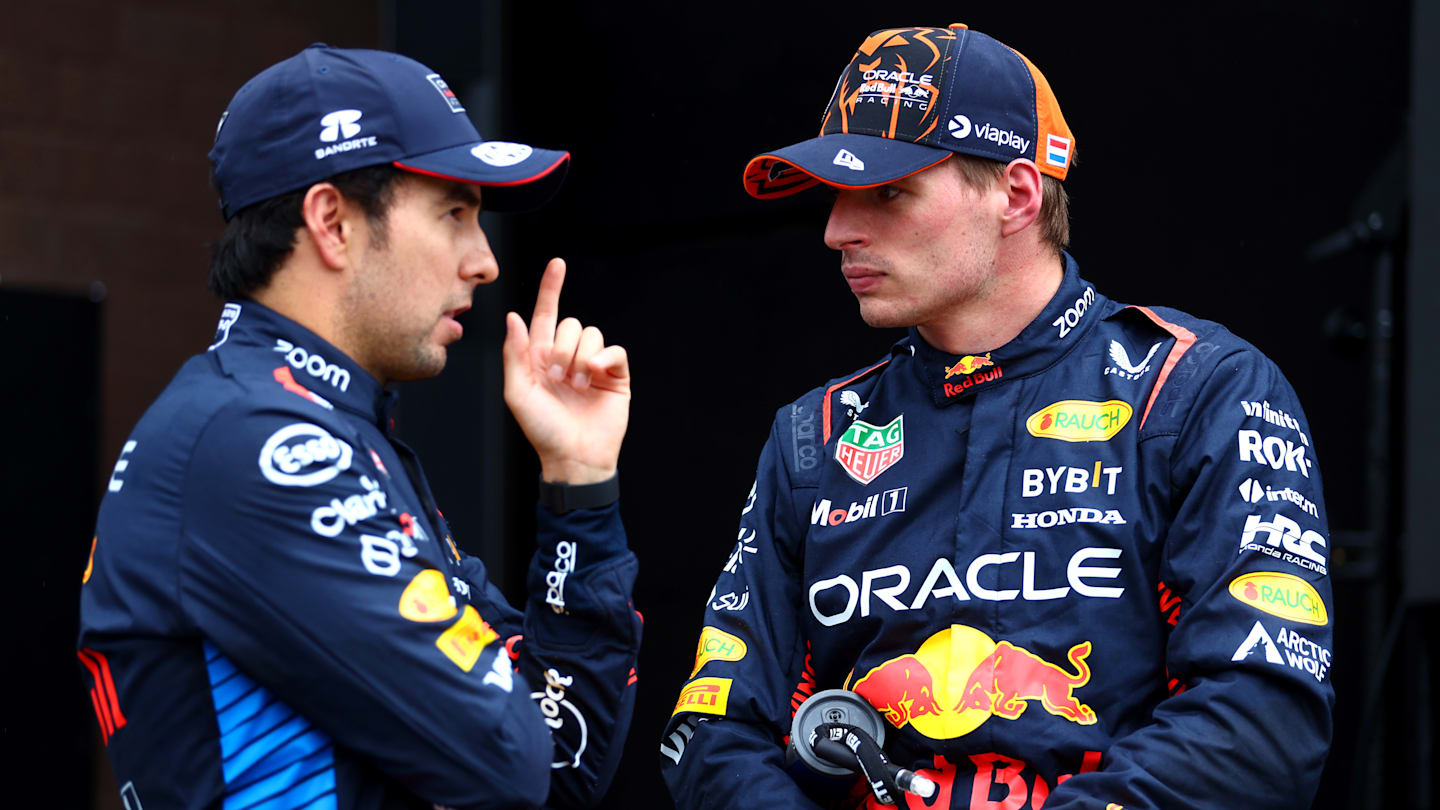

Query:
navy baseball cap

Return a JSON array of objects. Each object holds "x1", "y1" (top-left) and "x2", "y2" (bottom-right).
[
  {"x1": 210, "y1": 44, "x2": 569, "y2": 218},
  {"x1": 744, "y1": 24, "x2": 1074, "y2": 199}
]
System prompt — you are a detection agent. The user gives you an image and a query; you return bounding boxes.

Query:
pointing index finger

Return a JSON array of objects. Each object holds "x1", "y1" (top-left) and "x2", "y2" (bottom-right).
[{"x1": 528, "y1": 258, "x2": 566, "y2": 356}]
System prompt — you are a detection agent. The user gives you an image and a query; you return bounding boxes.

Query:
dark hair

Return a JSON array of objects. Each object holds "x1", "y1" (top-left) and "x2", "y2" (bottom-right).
[{"x1": 207, "y1": 164, "x2": 404, "y2": 300}]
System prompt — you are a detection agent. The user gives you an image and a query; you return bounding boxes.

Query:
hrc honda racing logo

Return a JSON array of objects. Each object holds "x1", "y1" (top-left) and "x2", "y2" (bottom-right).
[{"x1": 808, "y1": 548, "x2": 1124, "y2": 627}]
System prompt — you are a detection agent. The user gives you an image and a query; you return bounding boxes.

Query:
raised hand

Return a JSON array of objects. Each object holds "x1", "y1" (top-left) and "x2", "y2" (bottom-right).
[{"x1": 502, "y1": 258, "x2": 631, "y2": 484}]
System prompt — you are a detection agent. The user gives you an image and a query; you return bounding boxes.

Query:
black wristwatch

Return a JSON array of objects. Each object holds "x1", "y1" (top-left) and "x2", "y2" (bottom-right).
[{"x1": 538, "y1": 473, "x2": 620, "y2": 514}]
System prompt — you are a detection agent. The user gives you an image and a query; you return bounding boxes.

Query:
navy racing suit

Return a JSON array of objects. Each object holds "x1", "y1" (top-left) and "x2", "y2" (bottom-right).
[
  {"x1": 78, "y1": 301, "x2": 641, "y2": 810},
  {"x1": 661, "y1": 254, "x2": 1333, "y2": 809}
]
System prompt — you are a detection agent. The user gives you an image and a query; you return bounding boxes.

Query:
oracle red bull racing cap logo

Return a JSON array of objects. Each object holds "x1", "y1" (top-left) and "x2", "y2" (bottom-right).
[{"x1": 848, "y1": 625, "x2": 1097, "y2": 740}]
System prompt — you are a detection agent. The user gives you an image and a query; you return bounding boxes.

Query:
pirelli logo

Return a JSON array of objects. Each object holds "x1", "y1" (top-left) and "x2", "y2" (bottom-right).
[
  {"x1": 436, "y1": 605, "x2": 498, "y2": 671},
  {"x1": 673, "y1": 677, "x2": 732, "y2": 717}
]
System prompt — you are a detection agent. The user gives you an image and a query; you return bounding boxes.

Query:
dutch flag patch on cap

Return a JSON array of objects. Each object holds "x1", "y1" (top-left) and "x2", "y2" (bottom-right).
[{"x1": 1045, "y1": 134, "x2": 1071, "y2": 168}]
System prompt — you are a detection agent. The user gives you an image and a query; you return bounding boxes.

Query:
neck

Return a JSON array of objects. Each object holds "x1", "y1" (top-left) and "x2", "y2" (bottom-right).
[
  {"x1": 251, "y1": 252, "x2": 380, "y2": 382},
  {"x1": 916, "y1": 248, "x2": 1064, "y2": 355}
]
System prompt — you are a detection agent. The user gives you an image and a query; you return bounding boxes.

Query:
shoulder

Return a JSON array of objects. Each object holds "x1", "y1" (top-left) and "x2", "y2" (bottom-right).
[
  {"x1": 1100, "y1": 302, "x2": 1299, "y2": 436},
  {"x1": 768, "y1": 341, "x2": 907, "y2": 483}
]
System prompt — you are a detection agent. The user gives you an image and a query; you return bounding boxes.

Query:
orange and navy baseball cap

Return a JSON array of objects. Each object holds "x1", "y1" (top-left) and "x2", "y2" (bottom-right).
[{"x1": 744, "y1": 25, "x2": 1074, "y2": 199}]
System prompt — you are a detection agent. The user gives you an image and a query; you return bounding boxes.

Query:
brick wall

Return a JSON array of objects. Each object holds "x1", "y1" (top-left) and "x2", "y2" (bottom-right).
[{"x1": 0, "y1": 5, "x2": 380, "y2": 806}]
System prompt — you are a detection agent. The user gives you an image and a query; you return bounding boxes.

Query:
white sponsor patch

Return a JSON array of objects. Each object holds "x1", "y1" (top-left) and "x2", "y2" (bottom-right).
[
  {"x1": 471, "y1": 141, "x2": 533, "y2": 167},
  {"x1": 258, "y1": 423, "x2": 353, "y2": 487}
]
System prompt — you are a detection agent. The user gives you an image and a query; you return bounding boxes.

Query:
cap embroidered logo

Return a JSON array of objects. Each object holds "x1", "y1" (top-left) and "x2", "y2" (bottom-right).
[
  {"x1": 948, "y1": 114, "x2": 972, "y2": 139},
  {"x1": 319, "y1": 109, "x2": 363, "y2": 142},
  {"x1": 471, "y1": 141, "x2": 533, "y2": 167},
  {"x1": 833, "y1": 149, "x2": 865, "y2": 171}
]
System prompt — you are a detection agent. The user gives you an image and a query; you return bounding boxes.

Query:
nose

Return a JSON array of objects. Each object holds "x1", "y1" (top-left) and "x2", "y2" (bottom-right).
[
  {"x1": 462, "y1": 221, "x2": 499, "y2": 285},
  {"x1": 823, "y1": 190, "x2": 869, "y2": 252}
]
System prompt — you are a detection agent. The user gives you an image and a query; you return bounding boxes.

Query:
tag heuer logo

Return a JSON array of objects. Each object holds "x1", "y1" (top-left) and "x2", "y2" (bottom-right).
[{"x1": 835, "y1": 415, "x2": 903, "y2": 485}]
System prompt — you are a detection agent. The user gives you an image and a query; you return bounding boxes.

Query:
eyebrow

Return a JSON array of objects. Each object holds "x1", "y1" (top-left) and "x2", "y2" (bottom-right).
[{"x1": 442, "y1": 182, "x2": 483, "y2": 208}]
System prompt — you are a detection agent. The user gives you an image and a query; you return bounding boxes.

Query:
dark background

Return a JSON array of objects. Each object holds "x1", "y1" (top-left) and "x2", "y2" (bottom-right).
[{"x1": 2, "y1": 1, "x2": 1431, "y2": 807}]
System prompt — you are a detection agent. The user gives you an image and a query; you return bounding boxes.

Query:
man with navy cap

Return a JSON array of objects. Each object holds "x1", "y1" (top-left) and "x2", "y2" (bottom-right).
[
  {"x1": 664, "y1": 24, "x2": 1332, "y2": 809},
  {"x1": 78, "y1": 45, "x2": 640, "y2": 809}
]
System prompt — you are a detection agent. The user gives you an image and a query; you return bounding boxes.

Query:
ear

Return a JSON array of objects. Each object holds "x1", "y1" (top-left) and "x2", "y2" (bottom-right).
[
  {"x1": 999, "y1": 159, "x2": 1044, "y2": 238},
  {"x1": 300, "y1": 182, "x2": 356, "y2": 270}
]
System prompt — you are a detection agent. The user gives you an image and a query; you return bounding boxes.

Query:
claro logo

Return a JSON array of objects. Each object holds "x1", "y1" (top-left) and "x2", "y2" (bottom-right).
[{"x1": 258, "y1": 423, "x2": 353, "y2": 487}]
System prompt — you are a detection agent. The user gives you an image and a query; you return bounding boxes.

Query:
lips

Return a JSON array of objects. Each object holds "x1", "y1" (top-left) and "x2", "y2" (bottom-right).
[{"x1": 843, "y1": 266, "x2": 884, "y2": 294}]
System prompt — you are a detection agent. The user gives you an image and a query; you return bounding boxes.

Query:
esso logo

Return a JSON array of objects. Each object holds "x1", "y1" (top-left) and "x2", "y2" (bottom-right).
[{"x1": 258, "y1": 423, "x2": 353, "y2": 487}]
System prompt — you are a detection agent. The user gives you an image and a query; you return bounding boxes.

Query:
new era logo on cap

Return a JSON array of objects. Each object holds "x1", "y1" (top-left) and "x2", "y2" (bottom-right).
[
  {"x1": 833, "y1": 149, "x2": 866, "y2": 171},
  {"x1": 1046, "y1": 134, "x2": 1072, "y2": 168}
]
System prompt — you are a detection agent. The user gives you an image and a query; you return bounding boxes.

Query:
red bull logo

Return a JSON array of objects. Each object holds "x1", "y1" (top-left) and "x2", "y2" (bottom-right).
[
  {"x1": 944, "y1": 353, "x2": 994, "y2": 378},
  {"x1": 848, "y1": 625, "x2": 1097, "y2": 740}
]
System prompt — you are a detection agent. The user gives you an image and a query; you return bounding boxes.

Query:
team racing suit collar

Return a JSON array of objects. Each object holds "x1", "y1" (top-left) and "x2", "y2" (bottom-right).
[
  {"x1": 206, "y1": 299, "x2": 393, "y2": 425},
  {"x1": 907, "y1": 252, "x2": 1104, "y2": 407}
]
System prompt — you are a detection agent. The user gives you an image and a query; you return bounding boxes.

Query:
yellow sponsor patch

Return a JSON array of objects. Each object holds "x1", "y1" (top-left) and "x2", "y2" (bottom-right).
[
  {"x1": 82, "y1": 536, "x2": 97, "y2": 584},
  {"x1": 673, "y1": 677, "x2": 732, "y2": 717},
  {"x1": 1026, "y1": 400, "x2": 1133, "y2": 442},
  {"x1": 435, "y1": 605, "x2": 498, "y2": 671},
  {"x1": 399, "y1": 569, "x2": 458, "y2": 623},
  {"x1": 1229, "y1": 572, "x2": 1328, "y2": 626},
  {"x1": 691, "y1": 626, "x2": 748, "y2": 677}
]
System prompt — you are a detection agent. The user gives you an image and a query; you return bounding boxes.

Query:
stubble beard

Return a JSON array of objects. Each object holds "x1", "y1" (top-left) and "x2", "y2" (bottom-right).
[{"x1": 342, "y1": 255, "x2": 448, "y2": 385}]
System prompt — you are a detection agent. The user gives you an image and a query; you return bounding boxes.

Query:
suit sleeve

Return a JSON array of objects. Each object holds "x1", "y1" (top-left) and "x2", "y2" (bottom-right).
[
  {"x1": 177, "y1": 402, "x2": 556, "y2": 810},
  {"x1": 660, "y1": 406, "x2": 827, "y2": 810},
  {"x1": 455, "y1": 500, "x2": 641, "y2": 809},
  {"x1": 1045, "y1": 348, "x2": 1335, "y2": 810}
]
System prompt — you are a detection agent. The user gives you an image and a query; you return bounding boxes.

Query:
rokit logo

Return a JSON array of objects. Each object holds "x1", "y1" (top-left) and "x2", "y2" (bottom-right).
[
  {"x1": 807, "y1": 547, "x2": 1124, "y2": 626},
  {"x1": 258, "y1": 423, "x2": 353, "y2": 487},
  {"x1": 274, "y1": 339, "x2": 350, "y2": 392},
  {"x1": 315, "y1": 109, "x2": 378, "y2": 160},
  {"x1": 546, "y1": 540, "x2": 576, "y2": 614},
  {"x1": 1237, "y1": 430, "x2": 1313, "y2": 478},
  {"x1": 1238, "y1": 478, "x2": 1319, "y2": 518},
  {"x1": 811, "y1": 487, "x2": 907, "y2": 527},
  {"x1": 1240, "y1": 513, "x2": 1328, "y2": 575}
]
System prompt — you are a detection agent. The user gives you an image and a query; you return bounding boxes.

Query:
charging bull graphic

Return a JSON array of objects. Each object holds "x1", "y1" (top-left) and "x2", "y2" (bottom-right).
[
  {"x1": 955, "y1": 640, "x2": 1096, "y2": 724},
  {"x1": 852, "y1": 654, "x2": 945, "y2": 728},
  {"x1": 848, "y1": 625, "x2": 1098, "y2": 740},
  {"x1": 944, "y1": 353, "x2": 994, "y2": 378}
]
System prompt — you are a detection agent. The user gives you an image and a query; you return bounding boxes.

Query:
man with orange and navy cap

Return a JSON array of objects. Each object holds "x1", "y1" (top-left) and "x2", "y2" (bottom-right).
[
  {"x1": 663, "y1": 24, "x2": 1332, "y2": 809},
  {"x1": 78, "y1": 45, "x2": 641, "y2": 809}
]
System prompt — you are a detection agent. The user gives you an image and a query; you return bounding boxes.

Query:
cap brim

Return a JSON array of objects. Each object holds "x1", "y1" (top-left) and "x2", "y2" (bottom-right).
[
  {"x1": 743, "y1": 134, "x2": 951, "y2": 200},
  {"x1": 394, "y1": 140, "x2": 570, "y2": 213}
]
